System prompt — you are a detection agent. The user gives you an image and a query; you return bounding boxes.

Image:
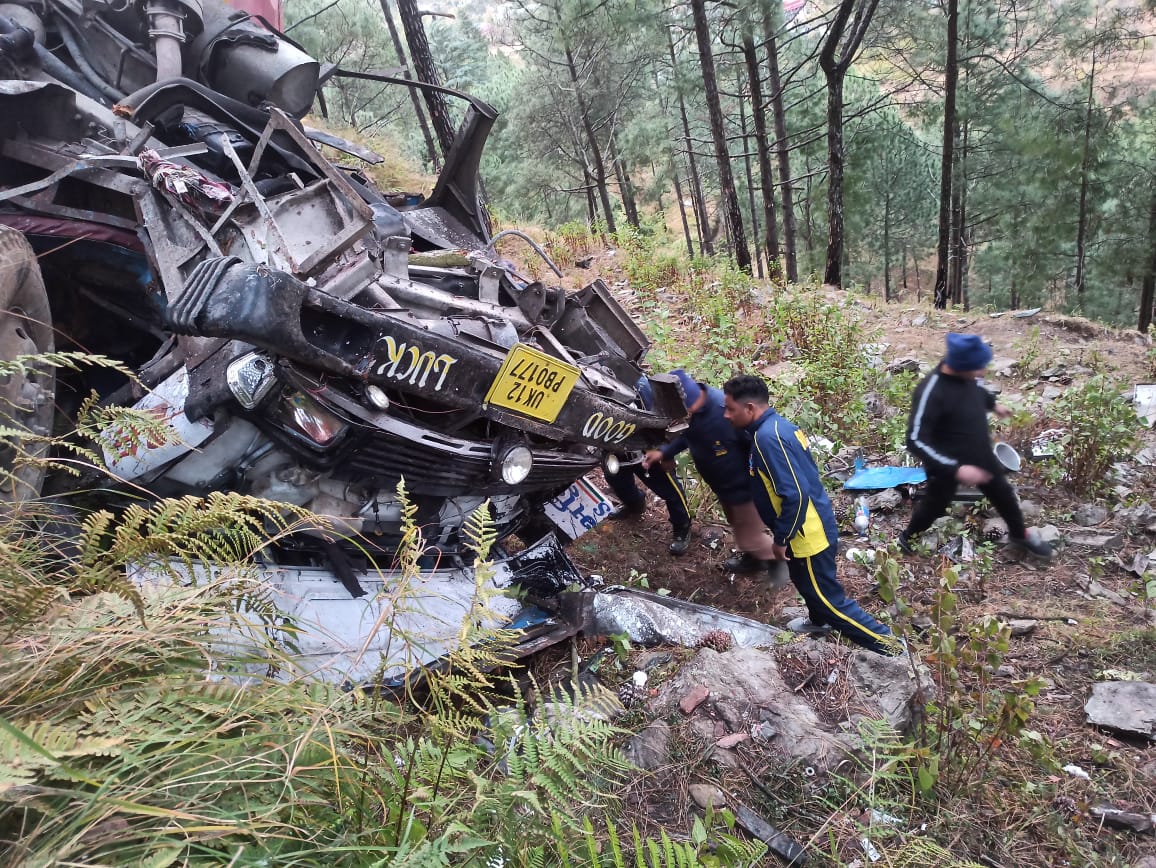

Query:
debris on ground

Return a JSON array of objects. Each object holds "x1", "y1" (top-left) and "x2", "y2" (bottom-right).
[{"x1": 1085, "y1": 682, "x2": 1156, "y2": 740}]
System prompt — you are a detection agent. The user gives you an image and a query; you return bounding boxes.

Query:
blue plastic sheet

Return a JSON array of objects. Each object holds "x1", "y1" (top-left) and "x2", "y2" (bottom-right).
[{"x1": 843, "y1": 465, "x2": 926, "y2": 490}]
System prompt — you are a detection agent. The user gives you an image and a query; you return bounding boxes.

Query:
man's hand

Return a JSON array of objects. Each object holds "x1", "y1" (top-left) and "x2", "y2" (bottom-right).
[
  {"x1": 993, "y1": 403, "x2": 1012, "y2": 419},
  {"x1": 771, "y1": 543, "x2": 790, "y2": 561},
  {"x1": 956, "y1": 464, "x2": 993, "y2": 485},
  {"x1": 641, "y1": 449, "x2": 665, "y2": 470}
]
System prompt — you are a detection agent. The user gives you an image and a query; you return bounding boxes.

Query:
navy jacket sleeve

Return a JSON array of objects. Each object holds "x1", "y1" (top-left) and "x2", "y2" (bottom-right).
[{"x1": 660, "y1": 435, "x2": 689, "y2": 460}]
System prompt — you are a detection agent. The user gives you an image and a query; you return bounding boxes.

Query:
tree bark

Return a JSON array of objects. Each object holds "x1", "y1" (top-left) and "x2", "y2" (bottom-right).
[
  {"x1": 613, "y1": 145, "x2": 640, "y2": 229},
  {"x1": 743, "y1": 33, "x2": 781, "y2": 281},
  {"x1": 737, "y1": 72, "x2": 764, "y2": 278},
  {"x1": 378, "y1": 0, "x2": 438, "y2": 170},
  {"x1": 689, "y1": 0, "x2": 750, "y2": 272},
  {"x1": 672, "y1": 169, "x2": 695, "y2": 256},
  {"x1": 1140, "y1": 189, "x2": 1156, "y2": 333},
  {"x1": 883, "y1": 182, "x2": 891, "y2": 301},
  {"x1": 565, "y1": 45, "x2": 616, "y2": 234},
  {"x1": 933, "y1": 0, "x2": 959, "y2": 309},
  {"x1": 819, "y1": 0, "x2": 880, "y2": 288},
  {"x1": 1074, "y1": 45, "x2": 1097, "y2": 304},
  {"x1": 669, "y1": 29, "x2": 712, "y2": 255},
  {"x1": 762, "y1": 8, "x2": 797, "y2": 282},
  {"x1": 395, "y1": 0, "x2": 455, "y2": 155}
]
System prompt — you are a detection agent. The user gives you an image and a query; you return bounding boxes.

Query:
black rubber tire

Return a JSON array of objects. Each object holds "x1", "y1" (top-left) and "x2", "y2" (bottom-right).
[{"x1": 0, "y1": 228, "x2": 56, "y2": 504}]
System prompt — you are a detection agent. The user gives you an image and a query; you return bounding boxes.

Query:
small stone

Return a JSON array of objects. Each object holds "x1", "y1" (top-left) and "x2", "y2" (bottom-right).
[
  {"x1": 625, "y1": 721, "x2": 671, "y2": 771},
  {"x1": 714, "y1": 699, "x2": 745, "y2": 733},
  {"x1": 1019, "y1": 500, "x2": 1042, "y2": 520},
  {"x1": 1133, "y1": 856, "x2": 1156, "y2": 868},
  {"x1": 689, "y1": 783, "x2": 728, "y2": 810},
  {"x1": 1067, "y1": 531, "x2": 1124, "y2": 550},
  {"x1": 754, "y1": 722, "x2": 779, "y2": 741},
  {"x1": 911, "y1": 314, "x2": 928, "y2": 327},
  {"x1": 1036, "y1": 524, "x2": 1062, "y2": 543},
  {"x1": 1074, "y1": 503, "x2": 1109, "y2": 527},
  {"x1": 1008, "y1": 619, "x2": 1038, "y2": 637},
  {"x1": 1085, "y1": 681, "x2": 1156, "y2": 739},
  {"x1": 716, "y1": 732, "x2": 750, "y2": 749},
  {"x1": 886, "y1": 358, "x2": 921, "y2": 374},
  {"x1": 636, "y1": 650, "x2": 674, "y2": 670},
  {"x1": 679, "y1": 685, "x2": 710, "y2": 715},
  {"x1": 1041, "y1": 385, "x2": 1064, "y2": 401},
  {"x1": 865, "y1": 488, "x2": 903, "y2": 512}
]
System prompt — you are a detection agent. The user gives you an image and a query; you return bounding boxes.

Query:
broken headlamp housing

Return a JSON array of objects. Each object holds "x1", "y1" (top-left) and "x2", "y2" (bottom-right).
[
  {"x1": 272, "y1": 390, "x2": 347, "y2": 446},
  {"x1": 227, "y1": 352, "x2": 276, "y2": 409}
]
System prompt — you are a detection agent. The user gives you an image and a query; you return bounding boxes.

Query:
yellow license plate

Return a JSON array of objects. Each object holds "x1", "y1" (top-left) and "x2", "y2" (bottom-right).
[{"x1": 484, "y1": 344, "x2": 580, "y2": 423}]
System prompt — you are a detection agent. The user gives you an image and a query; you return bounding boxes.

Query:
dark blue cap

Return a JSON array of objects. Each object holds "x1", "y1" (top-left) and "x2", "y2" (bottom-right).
[{"x1": 945, "y1": 333, "x2": 993, "y2": 372}]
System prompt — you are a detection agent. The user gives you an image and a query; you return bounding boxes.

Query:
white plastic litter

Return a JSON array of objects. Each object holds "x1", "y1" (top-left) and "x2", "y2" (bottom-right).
[{"x1": 1063, "y1": 764, "x2": 1091, "y2": 780}]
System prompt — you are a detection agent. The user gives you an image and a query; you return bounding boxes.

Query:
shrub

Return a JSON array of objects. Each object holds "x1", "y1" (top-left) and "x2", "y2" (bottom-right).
[{"x1": 1041, "y1": 376, "x2": 1140, "y2": 493}]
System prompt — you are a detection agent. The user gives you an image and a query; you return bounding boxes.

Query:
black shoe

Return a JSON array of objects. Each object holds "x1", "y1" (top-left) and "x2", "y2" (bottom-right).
[
  {"x1": 669, "y1": 528, "x2": 692, "y2": 556},
  {"x1": 723, "y1": 552, "x2": 769, "y2": 574},
  {"x1": 896, "y1": 531, "x2": 915, "y2": 555},
  {"x1": 1008, "y1": 534, "x2": 1054, "y2": 559},
  {"x1": 763, "y1": 559, "x2": 791, "y2": 591},
  {"x1": 610, "y1": 501, "x2": 645, "y2": 521}
]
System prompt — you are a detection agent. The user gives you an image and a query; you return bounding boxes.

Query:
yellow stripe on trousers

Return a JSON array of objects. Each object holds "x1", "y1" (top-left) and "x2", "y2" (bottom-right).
[{"x1": 803, "y1": 553, "x2": 890, "y2": 643}]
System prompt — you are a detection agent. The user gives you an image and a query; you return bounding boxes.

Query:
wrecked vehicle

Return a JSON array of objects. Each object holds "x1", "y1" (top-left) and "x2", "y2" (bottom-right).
[{"x1": 0, "y1": 0, "x2": 684, "y2": 588}]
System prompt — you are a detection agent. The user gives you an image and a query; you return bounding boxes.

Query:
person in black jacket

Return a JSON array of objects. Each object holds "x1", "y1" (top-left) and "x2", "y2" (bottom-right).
[
  {"x1": 899, "y1": 332, "x2": 1052, "y2": 558},
  {"x1": 641, "y1": 370, "x2": 786, "y2": 584}
]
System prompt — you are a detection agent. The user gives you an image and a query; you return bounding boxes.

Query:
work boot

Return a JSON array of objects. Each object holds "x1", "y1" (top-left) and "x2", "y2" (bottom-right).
[
  {"x1": 609, "y1": 500, "x2": 645, "y2": 521},
  {"x1": 896, "y1": 530, "x2": 915, "y2": 555},
  {"x1": 723, "y1": 551, "x2": 769, "y2": 574},
  {"x1": 669, "y1": 527, "x2": 692, "y2": 556},
  {"x1": 763, "y1": 559, "x2": 791, "y2": 591},
  {"x1": 1007, "y1": 532, "x2": 1054, "y2": 559},
  {"x1": 786, "y1": 616, "x2": 831, "y2": 635}
]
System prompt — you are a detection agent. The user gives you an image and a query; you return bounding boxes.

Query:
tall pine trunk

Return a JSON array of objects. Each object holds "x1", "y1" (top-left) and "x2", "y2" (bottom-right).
[
  {"x1": 378, "y1": 0, "x2": 438, "y2": 170},
  {"x1": 1075, "y1": 46, "x2": 1097, "y2": 304},
  {"x1": 669, "y1": 29, "x2": 712, "y2": 255},
  {"x1": 933, "y1": 0, "x2": 959, "y2": 309},
  {"x1": 737, "y1": 74, "x2": 764, "y2": 278},
  {"x1": 1140, "y1": 188, "x2": 1156, "y2": 333},
  {"x1": 819, "y1": 0, "x2": 880, "y2": 288},
  {"x1": 762, "y1": 4, "x2": 797, "y2": 282},
  {"x1": 395, "y1": 0, "x2": 455, "y2": 155},
  {"x1": 743, "y1": 34, "x2": 781, "y2": 280},
  {"x1": 689, "y1": 0, "x2": 750, "y2": 272},
  {"x1": 565, "y1": 45, "x2": 616, "y2": 234}
]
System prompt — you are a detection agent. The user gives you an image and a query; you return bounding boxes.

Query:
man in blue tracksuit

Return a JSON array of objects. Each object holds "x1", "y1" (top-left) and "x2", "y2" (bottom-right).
[
  {"x1": 604, "y1": 376, "x2": 693, "y2": 555},
  {"x1": 641, "y1": 370, "x2": 783, "y2": 580},
  {"x1": 723, "y1": 374, "x2": 897, "y2": 655}
]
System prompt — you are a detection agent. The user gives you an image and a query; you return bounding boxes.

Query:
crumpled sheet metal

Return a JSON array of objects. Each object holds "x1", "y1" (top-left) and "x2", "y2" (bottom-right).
[{"x1": 591, "y1": 587, "x2": 781, "y2": 648}]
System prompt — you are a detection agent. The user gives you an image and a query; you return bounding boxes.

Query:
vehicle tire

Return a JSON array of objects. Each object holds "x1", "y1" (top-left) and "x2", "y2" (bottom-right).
[{"x1": 0, "y1": 228, "x2": 56, "y2": 504}]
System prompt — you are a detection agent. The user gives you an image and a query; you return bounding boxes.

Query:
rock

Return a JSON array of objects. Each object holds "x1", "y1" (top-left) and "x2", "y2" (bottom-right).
[
  {"x1": 753, "y1": 722, "x2": 778, "y2": 741},
  {"x1": 885, "y1": 358, "x2": 921, "y2": 374},
  {"x1": 782, "y1": 605, "x2": 808, "y2": 621},
  {"x1": 1008, "y1": 619, "x2": 1038, "y2": 636},
  {"x1": 1037, "y1": 524, "x2": 1062, "y2": 543},
  {"x1": 625, "y1": 721, "x2": 671, "y2": 771},
  {"x1": 865, "y1": 488, "x2": 904, "y2": 512},
  {"x1": 1076, "y1": 575, "x2": 1130, "y2": 606},
  {"x1": 1089, "y1": 804, "x2": 1155, "y2": 834},
  {"x1": 1133, "y1": 857, "x2": 1156, "y2": 868},
  {"x1": 714, "y1": 699, "x2": 746, "y2": 733},
  {"x1": 849, "y1": 650, "x2": 928, "y2": 733},
  {"x1": 1041, "y1": 385, "x2": 1064, "y2": 401},
  {"x1": 1019, "y1": 500, "x2": 1042, "y2": 520},
  {"x1": 1085, "y1": 681, "x2": 1156, "y2": 739},
  {"x1": 716, "y1": 732, "x2": 749, "y2": 749},
  {"x1": 911, "y1": 314, "x2": 928, "y2": 327},
  {"x1": 990, "y1": 357, "x2": 1018, "y2": 377},
  {"x1": 636, "y1": 650, "x2": 674, "y2": 671},
  {"x1": 1067, "y1": 531, "x2": 1123, "y2": 550},
  {"x1": 679, "y1": 685, "x2": 711, "y2": 715},
  {"x1": 700, "y1": 526, "x2": 727, "y2": 545},
  {"x1": 689, "y1": 783, "x2": 727, "y2": 810},
  {"x1": 1074, "y1": 504, "x2": 1109, "y2": 527},
  {"x1": 1116, "y1": 501, "x2": 1156, "y2": 529}
]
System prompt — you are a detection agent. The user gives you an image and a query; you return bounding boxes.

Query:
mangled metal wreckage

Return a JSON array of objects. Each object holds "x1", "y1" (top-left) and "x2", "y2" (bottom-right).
[{"x1": 0, "y1": 0, "x2": 688, "y2": 681}]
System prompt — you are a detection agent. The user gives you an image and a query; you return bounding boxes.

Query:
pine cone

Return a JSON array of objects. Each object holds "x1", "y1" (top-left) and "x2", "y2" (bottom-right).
[
  {"x1": 617, "y1": 683, "x2": 642, "y2": 708},
  {"x1": 697, "y1": 630, "x2": 734, "y2": 651}
]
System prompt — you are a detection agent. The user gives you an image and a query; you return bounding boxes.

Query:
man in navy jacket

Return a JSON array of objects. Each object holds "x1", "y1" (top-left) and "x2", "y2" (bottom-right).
[
  {"x1": 723, "y1": 374, "x2": 897, "y2": 655},
  {"x1": 900, "y1": 332, "x2": 1052, "y2": 558},
  {"x1": 642, "y1": 370, "x2": 784, "y2": 582}
]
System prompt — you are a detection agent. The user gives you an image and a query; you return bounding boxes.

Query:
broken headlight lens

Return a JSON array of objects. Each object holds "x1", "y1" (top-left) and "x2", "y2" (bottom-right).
[
  {"x1": 497, "y1": 444, "x2": 533, "y2": 485},
  {"x1": 227, "y1": 352, "x2": 276, "y2": 409},
  {"x1": 274, "y1": 390, "x2": 347, "y2": 446}
]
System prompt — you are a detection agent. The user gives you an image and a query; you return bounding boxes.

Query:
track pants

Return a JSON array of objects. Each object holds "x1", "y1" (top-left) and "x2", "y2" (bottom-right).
[
  {"x1": 905, "y1": 470, "x2": 1027, "y2": 539},
  {"x1": 788, "y1": 543, "x2": 897, "y2": 656},
  {"x1": 605, "y1": 464, "x2": 691, "y2": 534}
]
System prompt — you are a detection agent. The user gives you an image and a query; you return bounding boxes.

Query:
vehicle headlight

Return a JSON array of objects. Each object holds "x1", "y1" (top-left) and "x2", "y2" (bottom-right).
[
  {"x1": 602, "y1": 452, "x2": 621, "y2": 475},
  {"x1": 226, "y1": 352, "x2": 276, "y2": 409},
  {"x1": 497, "y1": 444, "x2": 533, "y2": 485}
]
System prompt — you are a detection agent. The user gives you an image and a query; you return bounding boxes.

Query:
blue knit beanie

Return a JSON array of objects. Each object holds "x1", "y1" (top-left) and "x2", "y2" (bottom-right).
[
  {"x1": 944, "y1": 333, "x2": 993, "y2": 372},
  {"x1": 669, "y1": 369, "x2": 703, "y2": 410}
]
